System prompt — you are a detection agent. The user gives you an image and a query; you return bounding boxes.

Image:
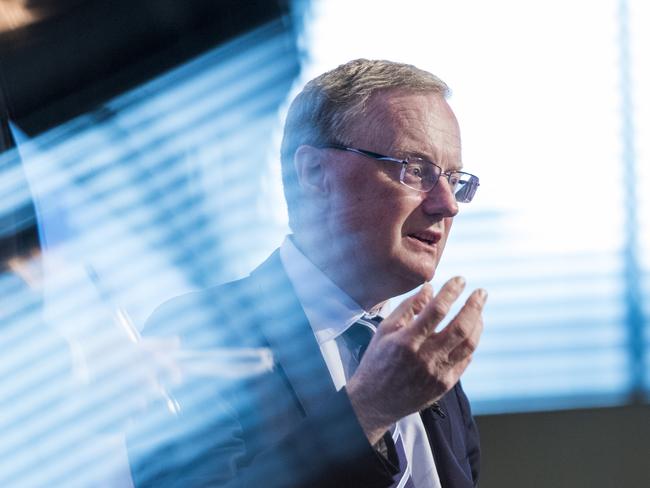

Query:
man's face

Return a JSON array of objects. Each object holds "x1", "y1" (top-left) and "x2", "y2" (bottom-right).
[{"x1": 323, "y1": 89, "x2": 461, "y2": 301}]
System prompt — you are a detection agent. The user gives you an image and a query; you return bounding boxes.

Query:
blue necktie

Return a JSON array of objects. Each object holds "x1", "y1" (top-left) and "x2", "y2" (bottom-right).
[{"x1": 340, "y1": 316, "x2": 415, "y2": 488}]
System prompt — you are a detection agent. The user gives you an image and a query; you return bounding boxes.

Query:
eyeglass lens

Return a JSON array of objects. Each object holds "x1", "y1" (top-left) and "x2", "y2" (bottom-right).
[{"x1": 401, "y1": 160, "x2": 478, "y2": 203}]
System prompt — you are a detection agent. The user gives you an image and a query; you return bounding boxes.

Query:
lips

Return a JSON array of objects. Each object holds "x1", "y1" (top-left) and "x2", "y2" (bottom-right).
[{"x1": 407, "y1": 231, "x2": 441, "y2": 246}]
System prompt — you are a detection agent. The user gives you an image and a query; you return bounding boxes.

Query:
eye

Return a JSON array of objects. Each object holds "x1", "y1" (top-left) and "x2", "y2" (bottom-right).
[
  {"x1": 406, "y1": 160, "x2": 427, "y2": 179},
  {"x1": 448, "y1": 174, "x2": 461, "y2": 186}
]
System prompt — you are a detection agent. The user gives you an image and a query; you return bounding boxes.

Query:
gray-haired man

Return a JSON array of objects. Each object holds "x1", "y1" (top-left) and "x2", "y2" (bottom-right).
[{"x1": 130, "y1": 59, "x2": 486, "y2": 488}]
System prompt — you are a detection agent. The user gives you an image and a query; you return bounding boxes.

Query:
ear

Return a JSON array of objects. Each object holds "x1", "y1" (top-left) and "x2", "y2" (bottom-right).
[{"x1": 294, "y1": 145, "x2": 329, "y2": 196}]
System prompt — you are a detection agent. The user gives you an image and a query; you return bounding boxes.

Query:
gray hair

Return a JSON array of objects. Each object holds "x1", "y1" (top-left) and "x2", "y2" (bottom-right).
[{"x1": 280, "y1": 58, "x2": 450, "y2": 229}]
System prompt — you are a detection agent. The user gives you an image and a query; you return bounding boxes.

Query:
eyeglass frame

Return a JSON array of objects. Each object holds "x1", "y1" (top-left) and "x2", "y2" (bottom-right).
[{"x1": 320, "y1": 144, "x2": 480, "y2": 203}]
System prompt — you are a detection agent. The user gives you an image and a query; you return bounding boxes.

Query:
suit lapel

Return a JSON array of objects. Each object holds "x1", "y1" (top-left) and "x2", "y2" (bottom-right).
[{"x1": 245, "y1": 251, "x2": 337, "y2": 416}]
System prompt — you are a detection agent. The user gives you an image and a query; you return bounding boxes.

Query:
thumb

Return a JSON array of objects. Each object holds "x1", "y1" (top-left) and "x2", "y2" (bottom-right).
[{"x1": 376, "y1": 283, "x2": 433, "y2": 336}]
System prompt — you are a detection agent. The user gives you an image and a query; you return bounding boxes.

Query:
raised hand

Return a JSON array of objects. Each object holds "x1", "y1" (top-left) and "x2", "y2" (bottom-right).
[{"x1": 346, "y1": 277, "x2": 487, "y2": 445}]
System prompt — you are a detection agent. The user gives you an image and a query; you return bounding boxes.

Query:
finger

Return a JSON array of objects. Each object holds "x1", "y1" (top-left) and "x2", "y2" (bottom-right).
[
  {"x1": 447, "y1": 354, "x2": 474, "y2": 386},
  {"x1": 434, "y1": 288, "x2": 487, "y2": 356},
  {"x1": 404, "y1": 276, "x2": 466, "y2": 345},
  {"x1": 447, "y1": 314, "x2": 484, "y2": 366},
  {"x1": 376, "y1": 283, "x2": 433, "y2": 336}
]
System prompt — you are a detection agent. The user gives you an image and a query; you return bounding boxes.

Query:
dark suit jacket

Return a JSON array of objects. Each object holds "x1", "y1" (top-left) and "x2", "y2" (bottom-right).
[{"x1": 128, "y1": 251, "x2": 480, "y2": 487}]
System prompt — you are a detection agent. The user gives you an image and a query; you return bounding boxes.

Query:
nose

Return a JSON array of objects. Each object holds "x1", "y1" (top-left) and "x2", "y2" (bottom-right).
[{"x1": 422, "y1": 177, "x2": 459, "y2": 218}]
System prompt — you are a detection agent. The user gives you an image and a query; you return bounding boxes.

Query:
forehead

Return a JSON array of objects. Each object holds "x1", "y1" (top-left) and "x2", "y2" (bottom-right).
[{"x1": 354, "y1": 89, "x2": 462, "y2": 165}]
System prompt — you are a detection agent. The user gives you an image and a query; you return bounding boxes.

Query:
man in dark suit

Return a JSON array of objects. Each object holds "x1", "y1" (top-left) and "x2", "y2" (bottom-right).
[{"x1": 129, "y1": 59, "x2": 486, "y2": 488}]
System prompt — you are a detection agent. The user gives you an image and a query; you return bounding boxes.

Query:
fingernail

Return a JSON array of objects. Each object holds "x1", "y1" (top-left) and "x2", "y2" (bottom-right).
[
  {"x1": 455, "y1": 276, "x2": 466, "y2": 288},
  {"x1": 477, "y1": 288, "x2": 488, "y2": 303}
]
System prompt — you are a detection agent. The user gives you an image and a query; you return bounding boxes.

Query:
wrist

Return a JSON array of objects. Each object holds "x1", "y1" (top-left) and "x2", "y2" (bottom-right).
[{"x1": 345, "y1": 378, "x2": 393, "y2": 446}]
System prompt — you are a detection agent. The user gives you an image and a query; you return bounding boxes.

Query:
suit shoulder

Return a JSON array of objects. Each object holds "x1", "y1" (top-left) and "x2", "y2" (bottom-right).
[{"x1": 143, "y1": 276, "x2": 256, "y2": 348}]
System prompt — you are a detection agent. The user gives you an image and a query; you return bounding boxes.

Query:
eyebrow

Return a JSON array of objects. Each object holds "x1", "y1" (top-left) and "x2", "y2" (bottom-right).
[{"x1": 401, "y1": 149, "x2": 464, "y2": 172}]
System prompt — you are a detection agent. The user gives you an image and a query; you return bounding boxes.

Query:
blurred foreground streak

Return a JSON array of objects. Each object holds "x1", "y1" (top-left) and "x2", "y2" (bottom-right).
[{"x1": 0, "y1": 6, "x2": 301, "y2": 485}]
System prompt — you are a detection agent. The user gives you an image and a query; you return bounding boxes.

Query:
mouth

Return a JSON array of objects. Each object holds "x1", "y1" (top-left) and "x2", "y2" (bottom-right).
[{"x1": 406, "y1": 231, "x2": 441, "y2": 248}]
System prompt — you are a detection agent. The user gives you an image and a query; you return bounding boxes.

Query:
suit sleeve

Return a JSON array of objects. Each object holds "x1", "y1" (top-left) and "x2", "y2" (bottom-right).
[{"x1": 454, "y1": 383, "x2": 481, "y2": 486}]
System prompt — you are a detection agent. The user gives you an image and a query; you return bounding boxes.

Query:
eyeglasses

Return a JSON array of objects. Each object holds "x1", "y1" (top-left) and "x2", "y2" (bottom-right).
[{"x1": 322, "y1": 144, "x2": 480, "y2": 203}]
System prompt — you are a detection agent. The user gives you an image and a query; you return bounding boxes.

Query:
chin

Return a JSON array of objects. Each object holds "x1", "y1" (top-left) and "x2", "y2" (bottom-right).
[
  {"x1": 410, "y1": 255, "x2": 438, "y2": 279},
  {"x1": 393, "y1": 265, "x2": 436, "y2": 294}
]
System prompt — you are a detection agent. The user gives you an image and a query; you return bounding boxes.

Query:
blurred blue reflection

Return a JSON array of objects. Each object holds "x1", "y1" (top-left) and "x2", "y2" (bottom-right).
[{"x1": 0, "y1": 20, "x2": 298, "y2": 486}]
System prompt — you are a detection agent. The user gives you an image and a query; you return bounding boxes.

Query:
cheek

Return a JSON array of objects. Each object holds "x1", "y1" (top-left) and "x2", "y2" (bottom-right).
[
  {"x1": 328, "y1": 167, "x2": 415, "y2": 243},
  {"x1": 343, "y1": 184, "x2": 401, "y2": 226}
]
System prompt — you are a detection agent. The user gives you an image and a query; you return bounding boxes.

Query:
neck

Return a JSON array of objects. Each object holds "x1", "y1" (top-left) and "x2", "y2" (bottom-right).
[{"x1": 291, "y1": 231, "x2": 390, "y2": 312}]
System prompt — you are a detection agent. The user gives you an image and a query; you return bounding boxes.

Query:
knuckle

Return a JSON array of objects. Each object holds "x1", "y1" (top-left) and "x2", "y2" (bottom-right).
[
  {"x1": 436, "y1": 375, "x2": 455, "y2": 392},
  {"x1": 393, "y1": 336, "x2": 419, "y2": 360},
  {"x1": 430, "y1": 301, "x2": 449, "y2": 320},
  {"x1": 427, "y1": 357, "x2": 449, "y2": 377},
  {"x1": 405, "y1": 341, "x2": 422, "y2": 361},
  {"x1": 413, "y1": 291, "x2": 430, "y2": 309},
  {"x1": 458, "y1": 339, "x2": 476, "y2": 355},
  {"x1": 465, "y1": 337, "x2": 479, "y2": 352},
  {"x1": 464, "y1": 330, "x2": 480, "y2": 350},
  {"x1": 450, "y1": 321, "x2": 469, "y2": 340},
  {"x1": 445, "y1": 376, "x2": 456, "y2": 390}
]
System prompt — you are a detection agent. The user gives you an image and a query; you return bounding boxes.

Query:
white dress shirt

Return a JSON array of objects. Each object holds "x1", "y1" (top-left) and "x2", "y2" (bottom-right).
[{"x1": 279, "y1": 236, "x2": 442, "y2": 488}]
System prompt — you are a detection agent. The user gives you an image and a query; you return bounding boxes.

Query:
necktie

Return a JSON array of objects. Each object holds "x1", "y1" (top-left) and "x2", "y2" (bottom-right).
[{"x1": 339, "y1": 316, "x2": 415, "y2": 488}]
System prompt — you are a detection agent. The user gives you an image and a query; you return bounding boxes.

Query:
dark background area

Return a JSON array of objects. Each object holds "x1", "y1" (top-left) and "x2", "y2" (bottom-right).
[
  {"x1": 0, "y1": 0, "x2": 291, "y2": 135},
  {"x1": 478, "y1": 405, "x2": 648, "y2": 488}
]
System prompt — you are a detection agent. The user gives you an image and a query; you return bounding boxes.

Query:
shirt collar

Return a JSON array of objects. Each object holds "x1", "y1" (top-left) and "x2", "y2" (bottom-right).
[{"x1": 279, "y1": 236, "x2": 366, "y2": 344}]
